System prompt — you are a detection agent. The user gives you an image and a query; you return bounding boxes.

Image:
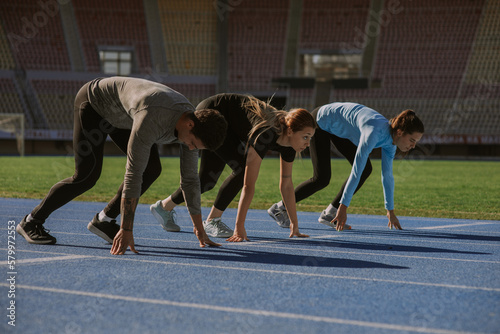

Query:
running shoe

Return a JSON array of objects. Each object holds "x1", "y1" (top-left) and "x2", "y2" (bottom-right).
[
  {"x1": 267, "y1": 203, "x2": 290, "y2": 228},
  {"x1": 203, "y1": 217, "x2": 233, "y2": 238},
  {"x1": 87, "y1": 214, "x2": 120, "y2": 243},
  {"x1": 16, "y1": 215, "x2": 56, "y2": 244},
  {"x1": 150, "y1": 200, "x2": 180, "y2": 232},
  {"x1": 318, "y1": 209, "x2": 351, "y2": 230}
]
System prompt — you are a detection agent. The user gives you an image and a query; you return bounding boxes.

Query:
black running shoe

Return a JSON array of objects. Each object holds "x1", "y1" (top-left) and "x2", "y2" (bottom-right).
[
  {"x1": 16, "y1": 215, "x2": 57, "y2": 244},
  {"x1": 87, "y1": 214, "x2": 120, "y2": 243}
]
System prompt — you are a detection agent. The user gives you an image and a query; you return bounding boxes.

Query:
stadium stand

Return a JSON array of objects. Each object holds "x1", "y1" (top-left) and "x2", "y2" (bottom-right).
[
  {"x1": 72, "y1": 0, "x2": 152, "y2": 73},
  {"x1": 227, "y1": 0, "x2": 290, "y2": 92},
  {"x1": 1, "y1": 1, "x2": 71, "y2": 71},
  {"x1": 0, "y1": 24, "x2": 16, "y2": 70},
  {"x1": 455, "y1": 0, "x2": 500, "y2": 137},
  {"x1": 0, "y1": 0, "x2": 498, "y2": 155},
  {"x1": 330, "y1": 0, "x2": 491, "y2": 143},
  {"x1": 166, "y1": 83, "x2": 216, "y2": 108},
  {"x1": 300, "y1": 0, "x2": 370, "y2": 50},
  {"x1": 0, "y1": 77, "x2": 26, "y2": 115},
  {"x1": 30, "y1": 79, "x2": 86, "y2": 130},
  {"x1": 462, "y1": 0, "x2": 499, "y2": 95},
  {"x1": 157, "y1": 0, "x2": 217, "y2": 76},
  {"x1": 287, "y1": 88, "x2": 316, "y2": 112}
]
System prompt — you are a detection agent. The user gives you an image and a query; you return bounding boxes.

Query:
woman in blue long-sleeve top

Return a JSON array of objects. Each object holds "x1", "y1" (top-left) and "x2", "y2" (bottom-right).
[{"x1": 268, "y1": 102, "x2": 424, "y2": 231}]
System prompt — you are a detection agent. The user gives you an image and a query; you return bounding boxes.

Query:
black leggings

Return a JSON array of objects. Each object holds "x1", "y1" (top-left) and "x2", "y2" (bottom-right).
[
  {"x1": 294, "y1": 108, "x2": 372, "y2": 208},
  {"x1": 170, "y1": 129, "x2": 247, "y2": 211},
  {"x1": 31, "y1": 83, "x2": 162, "y2": 221}
]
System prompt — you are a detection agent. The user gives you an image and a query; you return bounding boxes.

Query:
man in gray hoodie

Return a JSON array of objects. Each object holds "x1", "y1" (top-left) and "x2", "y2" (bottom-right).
[{"x1": 16, "y1": 77, "x2": 227, "y2": 255}]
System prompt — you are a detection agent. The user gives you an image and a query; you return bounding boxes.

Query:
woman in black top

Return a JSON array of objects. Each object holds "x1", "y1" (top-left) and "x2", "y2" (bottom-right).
[{"x1": 151, "y1": 93, "x2": 316, "y2": 242}]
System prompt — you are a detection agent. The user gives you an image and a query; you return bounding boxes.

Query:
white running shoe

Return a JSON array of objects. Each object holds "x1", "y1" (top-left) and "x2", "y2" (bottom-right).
[
  {"x1": 203, "y1": 217, "x2": 233, "y2": 238},
  {"x1": 318, "y1": 209, "x2": 351, "y2": 230},
  {"x1": 267, "y1": 203, "x2": 290, "y2": 228},
  {"x1": 150, "y1": 200, "x2": 181, "y2": 232}
]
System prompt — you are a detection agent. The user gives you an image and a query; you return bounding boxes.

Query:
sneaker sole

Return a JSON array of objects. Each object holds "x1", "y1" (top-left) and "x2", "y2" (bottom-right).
[
  {"x1": 204, "y1": 228, "x2": 233, "y2": 238},
  {"x1": 87, "y1": 222, "x2": 114, "y2": 243},
  {"x1": 150, "y1": 206, "x2": 181, "y2": 232},
  {"x1": 206, "y1": 232, "x2": 233, "y2": 238},
  {"x1": 318, "y1": 219, "x2": 351, "y2": 230},
  {"x1": 203, "y1": 222, "x2": 233, "y2": 238},
  {"x1": 16, "y1": 224, "x2": 56, "y2": 245}
]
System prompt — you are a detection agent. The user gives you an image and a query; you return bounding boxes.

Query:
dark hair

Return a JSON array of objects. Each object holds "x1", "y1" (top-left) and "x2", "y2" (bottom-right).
[
  {"x1": 190, "y1": 109, "x2": 228, "y2": 151},
  {"x1": 389, "y1": 109, "x2": 424, "y2": 137}
]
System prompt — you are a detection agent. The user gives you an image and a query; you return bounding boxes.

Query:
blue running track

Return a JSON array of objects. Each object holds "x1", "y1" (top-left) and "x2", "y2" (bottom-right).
[{"x1": 1, "y1": 197, "x2": 499, "y2": 333}]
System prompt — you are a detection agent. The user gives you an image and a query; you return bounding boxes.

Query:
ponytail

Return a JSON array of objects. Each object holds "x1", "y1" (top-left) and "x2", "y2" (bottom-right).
[
  {"x1": 244, "y1": 96, "x2": 316, "y2": 147},
  {"x1": 244, "y1": 96, "x2": 286, "y2": 145}
]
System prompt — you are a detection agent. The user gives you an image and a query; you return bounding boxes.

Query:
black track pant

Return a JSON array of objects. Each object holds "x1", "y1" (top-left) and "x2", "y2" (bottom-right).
[
  {"x1": 31, "y1": 83, "x2": 162, "y2": 221},
  {"x1": 170, "y1": 129, "x2": 246, "y2": 211},
  {"x1": 294, "y1": 108, "x2": 372, "y2": 208}
]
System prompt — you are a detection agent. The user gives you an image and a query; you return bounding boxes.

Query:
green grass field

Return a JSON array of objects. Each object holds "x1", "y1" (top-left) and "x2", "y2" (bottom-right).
[{"x1": 1, "y1": 156, "x2": 498, "y2": 221}]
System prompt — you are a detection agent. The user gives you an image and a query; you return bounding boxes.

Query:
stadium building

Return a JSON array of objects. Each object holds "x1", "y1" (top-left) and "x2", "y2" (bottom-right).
[{"x1": 0, "y1": 0, "x2": 498, "y2": 158}]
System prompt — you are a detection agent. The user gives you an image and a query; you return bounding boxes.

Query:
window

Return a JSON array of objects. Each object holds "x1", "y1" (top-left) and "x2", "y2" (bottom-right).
[
  {"x1": 300, "y1": 53, "x2": 362, "y2": 79},
  {"x1": 99, "y1": 48, "x2": 134, "y2": 76}
]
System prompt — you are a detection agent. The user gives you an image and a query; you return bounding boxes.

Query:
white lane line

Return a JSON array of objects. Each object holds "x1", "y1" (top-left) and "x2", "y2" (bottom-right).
[
  {"x1": 416, "y1": 222, "x2": 497, "y2": 230},
  {"x1": 6, "y1": 226, "x2": 498, "y2": 249},
  {"x1": 4, "y1": 249, "x2": 499, "y2": 292},
  {"x1": 15, "y1": 255, "x2": 92, "y2": 265},
  {"x1": 4, "y1": 230, "x2": 500, "y2": 265},
  {"x1": 3, "y1": 226, "x2": 500, "y2": 249},
  {"x1": 0, "y1": 283, "x2": 481, "y2": 334},
  {"x1": 333, "y1": 234, "x2": 500, "y2": 248}
]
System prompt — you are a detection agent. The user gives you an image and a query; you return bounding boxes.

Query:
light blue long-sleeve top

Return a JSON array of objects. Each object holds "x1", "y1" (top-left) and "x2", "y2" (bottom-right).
[{"x1": 316, "y1": 102, "x2": 397, "y2": 210}]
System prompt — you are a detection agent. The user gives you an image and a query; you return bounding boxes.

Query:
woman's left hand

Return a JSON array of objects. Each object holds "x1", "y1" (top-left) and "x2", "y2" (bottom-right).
[
  {"x1": 334, "y1": 205, "x2": 348, "y2": 231},
  {"x1": 193, "y1": 227, "x2": 221, "y2": 247},
  {"x1": 387, "y1": 210, "x2": 402, "y2": 230},
  {"x1": 226, "y1": 228, "x2": 249, "y2": 242},
  {"x1": 289, "y1": 223, "x2": 309, "y2": 238}
]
